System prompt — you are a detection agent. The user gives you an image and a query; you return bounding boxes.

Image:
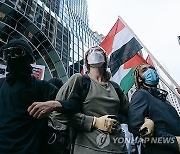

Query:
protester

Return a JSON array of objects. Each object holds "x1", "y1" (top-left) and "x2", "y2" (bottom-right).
[
  {"x1": 128, "y1": 63, "x2": 180, "y2": 154},
  {"x1": 0, "y1": 39, "x2": 60, "y2": 153},
  {"x1": 28, "y1": 45, "x2": 130, "y2": 154},
  {"x1": 176, "y1": 87, "x2": 180, "y2": 94}
]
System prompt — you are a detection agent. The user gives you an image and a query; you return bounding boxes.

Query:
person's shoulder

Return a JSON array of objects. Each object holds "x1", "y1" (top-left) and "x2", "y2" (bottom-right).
[
  {"x1": 109, "y1": 80, "x2": 119, "y2": 87},
  {"x1": 132, "y1": 88, "x2": 150, "y2": 98},
  {"x1": 134, "y1": 88, "x2": 149, "y2": 94},
  {"x1": 71, "y1": 73, "x2": 82, "y2": 78},
  {"x1": 69, "y1": 73, "x2": 83, "y2": 81},
  {"x1": 130, "y1": 88, "x2": 150, "y2": 106},
  {"x1": 109, "y1": 80, "x2": 124, "y2": 93},
  {"x1": 62, "y1": 73, "x2": 83, "y2": 87},
  {"x1": 31, "y1": 76, "x2": 53, "y2": 88},
  {"x1": 31, "y1": 76, "x2": 46, "y2": 83}
]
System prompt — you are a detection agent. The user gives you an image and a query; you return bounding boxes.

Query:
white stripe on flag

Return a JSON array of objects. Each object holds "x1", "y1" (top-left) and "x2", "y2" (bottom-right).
[
  {"x1": 110, "y1": 64, "x2": 131, "y2": 84},
  {"x1": 111, "y1": 27, "x2": 134, "y2": 54}
]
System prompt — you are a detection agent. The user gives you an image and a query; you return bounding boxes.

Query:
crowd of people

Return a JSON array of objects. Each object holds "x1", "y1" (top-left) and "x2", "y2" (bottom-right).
[{"x1": 0, "y1": 39, "x2": 180, "y2": 154}]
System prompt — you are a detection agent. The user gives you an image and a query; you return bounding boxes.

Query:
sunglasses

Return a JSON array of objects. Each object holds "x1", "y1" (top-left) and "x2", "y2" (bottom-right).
[{"x1": 3, "y1": 46, "x2": 26, "y2": 59}]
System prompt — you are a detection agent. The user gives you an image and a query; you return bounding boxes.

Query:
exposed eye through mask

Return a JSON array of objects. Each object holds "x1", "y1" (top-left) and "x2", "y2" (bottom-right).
[{"x1": 3, "y1": 46, "x2": 26, "y2": 60}]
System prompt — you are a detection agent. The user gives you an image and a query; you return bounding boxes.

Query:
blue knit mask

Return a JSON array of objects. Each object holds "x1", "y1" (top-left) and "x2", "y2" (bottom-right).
[{"x1": 142, "y1": 68, "x2": 159, "y2": 85}]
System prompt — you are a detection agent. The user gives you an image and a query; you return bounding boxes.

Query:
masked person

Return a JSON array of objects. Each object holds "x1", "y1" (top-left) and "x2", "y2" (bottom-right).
[
  {"x1": 128, "y1": 63, "x2": 180, "y2": 154},
  {"x1": 0, "y1": 39, "x2": 59, "y2": 153},
  {"x1": 28, "y1": 45, "x2": 130, "y2": 154},
  {"x1": 176, "y1": 87, "x2": 180, "y2": 94}
]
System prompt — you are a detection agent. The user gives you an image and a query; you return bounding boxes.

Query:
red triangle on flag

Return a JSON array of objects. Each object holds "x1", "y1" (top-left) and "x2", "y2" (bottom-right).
[
  {"x1": 146, "y1": 55, "x2": 154, "y2": 67},
  {"x1": 100, "y1": 19, "x2": 125, "y2": 55},
  {"x1": 124, "y1": 53, "x2": 146, "y2": 69}
]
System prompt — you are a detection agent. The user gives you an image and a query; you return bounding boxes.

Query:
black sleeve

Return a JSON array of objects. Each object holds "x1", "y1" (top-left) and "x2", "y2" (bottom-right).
[
  {"x1": 118, "y1": 87, "x2": 129, "y2": 117},
  {"x1": 128, "y1": 90, "x2": 149, "y2": 136},
  {"x1": 59, "y1": 99, "x2": 82, "y2": 114},
  {"x1": 40, "y1": 80, "x2": 58, "y2": 100},
  {"x1": 40, "y1": 80, "x2": 81, "y2": 113},
  {"x1": 154, "y1": 127, "x2": 179, "y2": 152}
]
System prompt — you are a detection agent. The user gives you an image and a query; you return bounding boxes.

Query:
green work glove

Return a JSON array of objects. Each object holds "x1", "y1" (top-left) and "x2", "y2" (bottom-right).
[{"x1": 93, "y1": 115, "x2": 117, "y2": 133}]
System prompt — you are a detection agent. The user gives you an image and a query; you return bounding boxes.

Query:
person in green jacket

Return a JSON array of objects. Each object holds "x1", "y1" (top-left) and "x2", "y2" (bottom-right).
[
  {"x1": 28, "y1": 45, "x2": 129, "y2": 153},
  {"x1": 28, "y1": 46, "x2": 154, "y2": 154}
]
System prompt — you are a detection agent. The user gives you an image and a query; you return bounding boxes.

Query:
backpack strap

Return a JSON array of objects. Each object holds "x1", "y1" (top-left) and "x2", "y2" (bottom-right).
[
  {"x1": 81, "y1": 74, "x2": 91, "y2": 102},
  {"x1": 109, "y1": 80, "x2": 122, "y2": 100},
  {"x1": 109, "y1": 80, "x2": 128, "y2": 123}
]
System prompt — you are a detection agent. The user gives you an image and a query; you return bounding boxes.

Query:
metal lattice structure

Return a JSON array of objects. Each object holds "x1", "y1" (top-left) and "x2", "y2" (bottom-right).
[{"x1": 0, "y1": 0, "x2": 100, "y2": 82}]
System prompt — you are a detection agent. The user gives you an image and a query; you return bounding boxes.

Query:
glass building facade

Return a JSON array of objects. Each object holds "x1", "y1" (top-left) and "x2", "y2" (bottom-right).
[{"x1": 0, "y1": 0, "x2": 100, "y2": 82}]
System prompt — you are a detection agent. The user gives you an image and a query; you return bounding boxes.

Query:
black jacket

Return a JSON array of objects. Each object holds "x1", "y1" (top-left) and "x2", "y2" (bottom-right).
[
  {"x1": 0, "y1": 77, "x2": 57, "y2": 154},
  {"x1": 128, "y1": 88, "x2": 180, "y2": 154}
]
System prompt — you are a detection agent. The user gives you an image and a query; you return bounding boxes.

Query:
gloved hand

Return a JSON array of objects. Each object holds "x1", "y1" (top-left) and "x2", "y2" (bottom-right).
[
  {"x1": 93, "y1": 115, "x2": 117, "y2": 133},
  {"x1": 139, "y1": 117, "x2": 154, "y2": 137},
  {"x1": 175, "y1": 136, "x2": 180, "y2": 151}
]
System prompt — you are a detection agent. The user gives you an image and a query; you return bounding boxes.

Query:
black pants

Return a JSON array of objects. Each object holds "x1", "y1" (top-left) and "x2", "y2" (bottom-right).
[{"x1": 40, "y1": 127, "x2": 70, "y2": 154}]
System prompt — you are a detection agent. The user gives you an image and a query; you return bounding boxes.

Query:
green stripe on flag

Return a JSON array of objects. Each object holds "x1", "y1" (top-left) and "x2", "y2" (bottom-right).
[{"x1": 120, "y1": 68, "x2": 135, "y2": 94}]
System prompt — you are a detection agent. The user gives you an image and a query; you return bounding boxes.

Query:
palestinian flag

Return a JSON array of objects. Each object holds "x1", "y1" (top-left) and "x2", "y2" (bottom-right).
[
  {"x1": 100, "y1": 18, "x2": 144, "y2": 93},
  {"x1": 111, "y1": 54, "x2": 146, "y2": 93}
]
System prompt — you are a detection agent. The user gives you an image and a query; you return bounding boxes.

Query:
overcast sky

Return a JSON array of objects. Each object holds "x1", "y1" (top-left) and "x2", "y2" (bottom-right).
[{"x1": 87, "y1": 0, "x2": 180, "y2": 86}]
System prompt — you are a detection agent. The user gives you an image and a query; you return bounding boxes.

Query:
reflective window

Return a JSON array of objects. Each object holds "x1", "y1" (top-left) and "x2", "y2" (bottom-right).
[
  {"x1": 79, "y1": 48, "x2": 83, "y2": 58},
  {"x1": 35, "y1": 7, "x2": 43, "y2": 25},
  {"x1": 74, "y1": 52, "x2": 79, "y2": 62},
  {"x1": 74, "y1": 44, "x2": 78, "y2": 54},
  {"x1": 0, "y1": 0, "x2": 101, "y2": 78},
  {"x1": 74, "y1": 35, "x2": 78, "y2": 45}
]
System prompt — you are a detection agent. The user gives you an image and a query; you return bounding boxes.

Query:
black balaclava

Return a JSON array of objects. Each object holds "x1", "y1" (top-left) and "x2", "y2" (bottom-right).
[{"x1": 2, "y1": 39, "x2": 35, "y2": 85}]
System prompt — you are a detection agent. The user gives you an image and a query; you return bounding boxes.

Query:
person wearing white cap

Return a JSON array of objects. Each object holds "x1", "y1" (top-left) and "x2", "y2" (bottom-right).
[
  {"x1": 87, "y1": 46, "x2": 106, "y2": 67},
  {"x1": 28, "y1": 45, "x2": 129, "y2": 153},
  {"x1": 28, "y1": 45, "x2": 154, "y2": 154}
]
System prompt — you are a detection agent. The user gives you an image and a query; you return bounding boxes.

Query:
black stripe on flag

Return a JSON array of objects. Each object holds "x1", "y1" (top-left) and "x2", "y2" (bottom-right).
[{"x1": 109, "y1": 37, "x2": 142, "y2": 76}]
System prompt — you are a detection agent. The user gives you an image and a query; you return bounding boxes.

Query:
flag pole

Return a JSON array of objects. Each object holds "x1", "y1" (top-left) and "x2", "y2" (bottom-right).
[
  {"x1": 118, "y1": 16, "x2": 180, "y2": 89},
  {"x1": 159, "y1": 76, "x2": 180, "y2": 99},
  {"x1": 177, "y1": 36, "x2": 180, "y2": 45}
]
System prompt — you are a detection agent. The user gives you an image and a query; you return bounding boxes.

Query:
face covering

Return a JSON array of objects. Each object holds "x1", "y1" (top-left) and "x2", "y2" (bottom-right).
[
  {"x1": 142, "y1": 68, "x2": 159, "y2": 86},
  {"x1": 87, "y1": 51, "x2": 105, "y2": 67},
  {"x1": 6, "y1": 57, "x2": 32, "y2": 75},
  {"x1": 6, "y1": 57, "x2": 32, "y2": 85}
]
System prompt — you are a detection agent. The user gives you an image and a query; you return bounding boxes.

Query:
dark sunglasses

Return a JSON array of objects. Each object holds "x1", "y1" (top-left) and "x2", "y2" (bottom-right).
[{"x1": 3, "y1": 46, "x2": 26, "y2": 59}]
